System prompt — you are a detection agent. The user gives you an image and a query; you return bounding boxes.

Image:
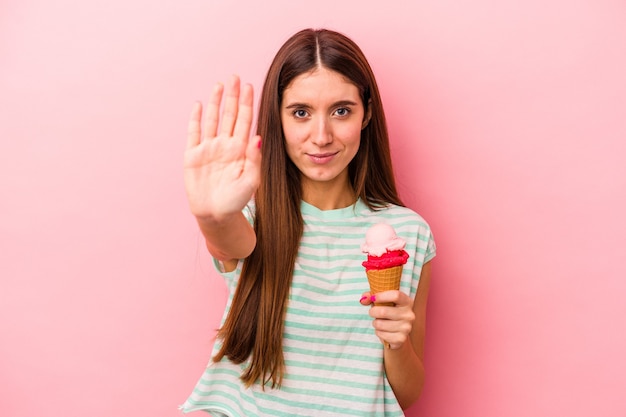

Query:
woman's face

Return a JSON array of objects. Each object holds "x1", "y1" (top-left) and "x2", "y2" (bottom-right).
[{"x1": 280, "y1": 67, "x2": 369, "y2": 193}]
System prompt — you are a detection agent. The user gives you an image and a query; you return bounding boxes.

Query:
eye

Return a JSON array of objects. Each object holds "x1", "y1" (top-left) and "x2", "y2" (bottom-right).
[
  {"x1": 334, "y1": 107, "x2": 351, "y2": 117},
  {"x1": 293, "y1": 109, "x2": 309, "y2": 118}
]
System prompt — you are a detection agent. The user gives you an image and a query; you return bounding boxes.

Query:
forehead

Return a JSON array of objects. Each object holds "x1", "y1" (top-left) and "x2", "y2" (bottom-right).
[{"x1": 282, "y1": 68, "x2": 361, "y2": 105}]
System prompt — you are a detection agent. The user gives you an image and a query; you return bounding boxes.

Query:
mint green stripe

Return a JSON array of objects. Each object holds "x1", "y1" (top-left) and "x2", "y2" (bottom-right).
[
  {"x1": 299, "y1": 241, "x2": 364, "y2": 249},
  {"x1": 198, "y1": 367, "x2": 242, "y2": 382},
  {"x1": 284, "y1": 319, "x2": 371, "y2": 334},
  {"x1": 284, "y1": 331, "x2": 380, "y2": 350},
  {"x1": 294, "y1": 264, "x2": 364, "y2": 274},
  {"x1": 184, "y1": 399, "x2": 239, "y2": 417},
  {"x1": 284, "y1": 345, "x2": 380, "y2": 363},
  {"x1": 302, "y1": 218, "x2": 371, "y2": 226},
  {"x1": 290, "y1": 282, "x2": 362, "y2": 296},
  {"x1": 192, "y1": 379, "x2": 254, "y2": 407},
  {"x1": 253, "y1": 392, "x2": 374, "y2": 417},
  {"x1": 286, "y1": 371, "x2": 380, "y2": 391},
  {"x1": 294, "y1": 264, "x2": 406, "y2": 275},
  {"x1": 196, "y1": 362, "x2": 384, "y2": 387},
  {"x1": 297, "y1": 251, "x2": 363, "y2": 261},
  {"x1": 289, "y1": 293, "x2": 360, "y2": 307},
  {"x1": 287, "y1": 307, "x2": 369, "y2": 321},
  {"x1": 268, "y1": 384, "x2": 381, "y2": 405},
  {"x1": 283, "y1": 359, "x2": 380, "y2": 377}
]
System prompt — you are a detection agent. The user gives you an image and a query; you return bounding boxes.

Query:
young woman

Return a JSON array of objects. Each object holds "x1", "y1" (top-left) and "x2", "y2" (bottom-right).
[{"x1": 181, "y1": 28, "x2": 436, "y2": 416}]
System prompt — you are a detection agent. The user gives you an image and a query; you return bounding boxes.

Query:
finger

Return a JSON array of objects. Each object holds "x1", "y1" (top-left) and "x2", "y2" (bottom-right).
[
  {"x1": 233, "y1": 83, "x2": 254, "y2": 140},
  {"x1": 360, "y1": 292, "x2": 373, "y2": 305},
  {"x1": 376, "y1": 332, "x2": 394, "y2": 349},
  {"x1": 203, "y1": 82, "x2": 224, "y2": 140},
  {"x1": 377, "y1": 333, "x2": 402, "y2": 350},
  {"x1": 219, "y1": 75, "x2": 241, "y2": 137},
  {"x1": 186, "y1": 101, "x2": 202, "y2": 149},
  {"x1": 375, "y1": 335, "x2": 392, "y2": 349},
  {"x1": 370, "y1": 290, "x2": 405, "y2": 306}
]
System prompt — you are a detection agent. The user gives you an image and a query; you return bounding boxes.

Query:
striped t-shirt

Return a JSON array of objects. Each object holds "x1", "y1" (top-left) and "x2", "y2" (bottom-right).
[{"x1": 181, "y1": 198, "x2": 436, "y2": 416}]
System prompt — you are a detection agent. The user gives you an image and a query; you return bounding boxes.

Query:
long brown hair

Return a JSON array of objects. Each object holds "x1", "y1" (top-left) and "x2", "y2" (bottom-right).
[{"x1": 213, "y1": 28, "x2": 403, "y2": 388}]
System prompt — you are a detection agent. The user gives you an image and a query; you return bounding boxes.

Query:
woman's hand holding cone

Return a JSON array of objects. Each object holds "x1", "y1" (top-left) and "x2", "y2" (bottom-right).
[{"x1": 360, "y1": 290, "x2": 415, "y2": 350}]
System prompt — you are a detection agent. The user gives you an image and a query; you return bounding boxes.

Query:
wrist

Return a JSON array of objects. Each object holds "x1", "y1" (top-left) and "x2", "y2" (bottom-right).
[{"x1": 195, "y1": 209, "x2": 241, "y2": 226}]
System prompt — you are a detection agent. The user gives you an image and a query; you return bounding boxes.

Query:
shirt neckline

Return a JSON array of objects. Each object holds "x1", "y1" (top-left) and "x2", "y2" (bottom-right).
[{"x1": 300, "y1": 198, "x2": 368, "y2": 220}]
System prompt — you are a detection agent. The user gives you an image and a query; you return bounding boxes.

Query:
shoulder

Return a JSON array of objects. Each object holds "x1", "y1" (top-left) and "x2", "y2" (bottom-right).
[
  {"x1": 359, "y1": 202, "x2": 431, "y2": 231},
  {"x1": 358, "y1": 202, "x2": 436, "y2": 259}
]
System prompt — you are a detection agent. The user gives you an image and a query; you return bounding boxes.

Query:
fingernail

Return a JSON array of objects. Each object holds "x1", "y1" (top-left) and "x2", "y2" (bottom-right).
[
  {"x1": 359, "y1": 296, "x2": 367, "y2": 302},
  {"x1": 370, "y1": 295, "x2": 376, "y2": 302}
]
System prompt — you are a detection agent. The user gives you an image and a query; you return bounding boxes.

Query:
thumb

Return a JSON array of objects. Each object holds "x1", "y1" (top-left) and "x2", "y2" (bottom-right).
[
  {"x1": 245, "y1": 134, "x2": 262, "y2": 167},
  {"x1": 243, "y1": 134, "x2": 262, "y2": 185}
]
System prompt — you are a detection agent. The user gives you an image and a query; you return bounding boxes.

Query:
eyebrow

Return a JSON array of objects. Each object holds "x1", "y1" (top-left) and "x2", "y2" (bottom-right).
[{"x1": 284, "y1": 100, "x2": 359, "y2": 109}]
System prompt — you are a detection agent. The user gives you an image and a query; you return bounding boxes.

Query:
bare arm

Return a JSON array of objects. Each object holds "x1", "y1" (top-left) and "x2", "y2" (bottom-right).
[
  {"x1": 360, "y1": 261, "x2": 432, "y2": 409},
  {"x1": 184, "y1": 76, "x2": 262, "y2": 268}
]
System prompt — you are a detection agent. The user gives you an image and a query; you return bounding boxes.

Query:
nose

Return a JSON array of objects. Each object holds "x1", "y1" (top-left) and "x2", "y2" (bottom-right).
[{"x1": 311, "y1": 117, "x2": 333, "y2": 147}]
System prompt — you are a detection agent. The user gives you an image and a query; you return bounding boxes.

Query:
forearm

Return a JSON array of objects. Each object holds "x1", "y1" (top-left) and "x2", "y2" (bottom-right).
[
  {"x1": 196, "y1": 211, "x2": 256, "y2": 262},
  {"x1": 384, "y1": 340, "x2": 425, "y2": 410}
]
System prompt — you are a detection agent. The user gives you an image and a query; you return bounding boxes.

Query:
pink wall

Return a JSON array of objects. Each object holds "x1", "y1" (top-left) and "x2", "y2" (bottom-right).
[{"x1": 1, "y1": 1, "x2": 625, "y2": 416}]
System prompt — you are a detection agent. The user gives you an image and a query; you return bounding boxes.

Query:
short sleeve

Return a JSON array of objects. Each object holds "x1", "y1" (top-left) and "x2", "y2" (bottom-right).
[
  {"x1": 424, "y1": 229, "x2": 436, "y2": 263},
  {"x1": 242, "y1": 201, "x2": 256, "y2": 225}
]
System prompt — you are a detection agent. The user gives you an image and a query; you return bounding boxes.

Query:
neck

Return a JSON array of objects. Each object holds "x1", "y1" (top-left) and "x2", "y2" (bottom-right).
[{"x1": 301, "y1": 178, "x2": 356, "y2": 211}]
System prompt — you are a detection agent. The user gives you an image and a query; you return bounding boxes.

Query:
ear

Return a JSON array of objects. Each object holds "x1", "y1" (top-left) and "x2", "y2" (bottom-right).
[{"x1": 361, "y1": 99, "x2": 372, "y2": 130}]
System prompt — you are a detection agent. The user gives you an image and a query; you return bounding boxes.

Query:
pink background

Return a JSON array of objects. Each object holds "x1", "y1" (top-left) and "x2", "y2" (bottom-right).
[{"x1": 2, "y1": 0, "x2": 625, "y2": 416}]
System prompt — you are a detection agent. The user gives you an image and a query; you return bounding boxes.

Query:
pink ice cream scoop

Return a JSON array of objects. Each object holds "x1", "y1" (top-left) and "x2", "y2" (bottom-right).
[{"x1": 361, "y1": 223, "x2": 409, "y2": 269}]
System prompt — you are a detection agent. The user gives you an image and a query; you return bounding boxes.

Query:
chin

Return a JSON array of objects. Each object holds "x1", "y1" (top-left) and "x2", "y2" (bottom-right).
[{"x1": 303, "y1": 169, "x2": 346, "y2": 184}]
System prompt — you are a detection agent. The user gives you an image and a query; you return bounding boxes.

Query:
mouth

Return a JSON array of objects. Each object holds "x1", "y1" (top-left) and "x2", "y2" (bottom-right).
[{"x1": 307, "y1": 152, "x2": 339, "y2": 164}]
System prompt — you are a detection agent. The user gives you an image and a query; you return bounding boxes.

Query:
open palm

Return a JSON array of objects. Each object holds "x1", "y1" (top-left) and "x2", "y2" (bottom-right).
[{"x1": 184, "y1": 76, "x2": 262, "y2": 220}]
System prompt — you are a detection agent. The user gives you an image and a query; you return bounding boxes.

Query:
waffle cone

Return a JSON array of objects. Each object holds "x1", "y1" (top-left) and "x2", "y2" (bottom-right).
[{"x1": 366, "y1": 265, "x2": 403, "y2": 306}]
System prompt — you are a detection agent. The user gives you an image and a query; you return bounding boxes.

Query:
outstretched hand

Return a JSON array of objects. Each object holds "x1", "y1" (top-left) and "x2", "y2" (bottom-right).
[
  {"x1": 360, "y1": 290, "x2": 416, "y2": 350},
  {"x1": 184, "y1": 75, "x2": 262, "y2": 221}
]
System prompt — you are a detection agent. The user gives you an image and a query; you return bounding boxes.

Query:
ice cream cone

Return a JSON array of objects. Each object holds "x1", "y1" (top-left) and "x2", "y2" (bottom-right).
[{"x1": 366, "y1": 265, "x2": 403, "y2": 306}]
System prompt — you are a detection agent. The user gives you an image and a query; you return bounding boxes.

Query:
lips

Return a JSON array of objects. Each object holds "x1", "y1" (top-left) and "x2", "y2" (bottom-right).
[{"x1": 307, "y1": 151, "x2": 339, "y2": 164}]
